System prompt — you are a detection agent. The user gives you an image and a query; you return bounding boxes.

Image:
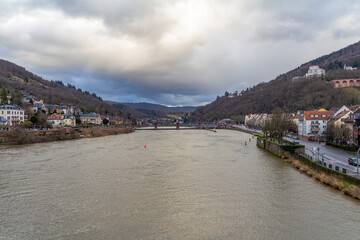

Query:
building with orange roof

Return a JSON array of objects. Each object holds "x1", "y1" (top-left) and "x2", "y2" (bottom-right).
[{"x1": 298, "y1": 109, "x2": 334, "y2": 136}]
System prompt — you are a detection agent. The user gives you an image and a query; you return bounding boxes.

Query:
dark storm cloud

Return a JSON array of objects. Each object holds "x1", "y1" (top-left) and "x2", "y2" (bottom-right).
[{"x1": 1, "y1": 0, "x2": 360, "y2": 105}]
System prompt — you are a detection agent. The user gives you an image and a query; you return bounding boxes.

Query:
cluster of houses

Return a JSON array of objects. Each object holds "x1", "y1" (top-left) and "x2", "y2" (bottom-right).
[
  {"x1": 245, "y1": 105, "x2": 360, "y2": 144},
  {"x1": 0, "y1": 92, "x2": 124, "y2": 129}
]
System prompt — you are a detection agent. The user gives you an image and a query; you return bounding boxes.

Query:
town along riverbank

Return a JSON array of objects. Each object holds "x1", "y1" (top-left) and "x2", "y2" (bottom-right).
[
  {"x1": 0, "y1": 127, "x2": 134, "y2": 145},
  {"x1": 257, "y1": 136, "x2": 360, "y2": 200}
]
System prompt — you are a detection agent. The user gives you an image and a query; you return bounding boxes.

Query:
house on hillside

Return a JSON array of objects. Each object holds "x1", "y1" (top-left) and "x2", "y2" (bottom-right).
[
  {"x1": 80, "y1": 113, "x2": 102, "y2": 125},
  {"x1": 0, "y1": 105, "x2": 25, "y2": 126},
  {"x1": 298, "y1": 109, "x2": 334, "y2": 136},
  {"x1": 53, "y1": 106, "x2": 69, "y2": 115},
  {"x1": 47, "y1": 113, "x2": 64, "y2": 127},
  {"x1": 32, "y1": 97, "x2": 43, "y2": 104},
  {"x1": 63, "y1": 115, "x2": 76, "y2": 127},
  {"x1": 344, "y1": 64, "x2": 357, "y2": 71},
  {"x1": 305, "y1": 65, "x2": 325, "y2": 78}
]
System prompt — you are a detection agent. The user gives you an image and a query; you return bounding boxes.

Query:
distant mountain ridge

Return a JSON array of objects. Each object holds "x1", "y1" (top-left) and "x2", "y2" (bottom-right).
[
  {"x1": 121, "y1": 102, "x2": 197, "y2": 113},
  {"x1": 191, "y1": 40, "x2": 360, "y2": 122}
]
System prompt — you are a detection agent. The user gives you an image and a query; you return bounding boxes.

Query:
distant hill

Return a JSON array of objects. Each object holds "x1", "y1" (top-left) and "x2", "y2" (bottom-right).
[
  {"x1": 105, "y1": 101, "x2": 159, "y2": 118},
  {"x1": 191, "y1": 40, "x2": 360, "y2": 122},
  {"x1": 122, "y1": 102, "x2": 197, "y2": 113}
]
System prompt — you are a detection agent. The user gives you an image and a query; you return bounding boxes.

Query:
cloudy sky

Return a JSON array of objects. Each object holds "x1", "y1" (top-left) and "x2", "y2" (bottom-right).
[{"x1": 1, "y1": 0, "x2": 360, "y2": 106}]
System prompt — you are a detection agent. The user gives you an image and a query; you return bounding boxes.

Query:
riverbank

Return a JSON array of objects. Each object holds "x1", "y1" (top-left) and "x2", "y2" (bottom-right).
[
  {"x1": 1, "y1": 127, "x2": 134, "y2": 145},
  {"x1": 257, "y1": 137, "x2": 360, "y2": 200}
]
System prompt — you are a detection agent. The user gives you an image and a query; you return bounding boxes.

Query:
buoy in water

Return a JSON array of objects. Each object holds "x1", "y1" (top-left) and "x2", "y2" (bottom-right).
[{"x1": 144, "y1": 145, "x2": 147, "y2": 148}]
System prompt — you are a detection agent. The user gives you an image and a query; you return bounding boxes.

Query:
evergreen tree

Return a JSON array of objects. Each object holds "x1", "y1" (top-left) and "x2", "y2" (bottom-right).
[{"x1": 1, "y1": 87, "x2": 7, "y2": 105}]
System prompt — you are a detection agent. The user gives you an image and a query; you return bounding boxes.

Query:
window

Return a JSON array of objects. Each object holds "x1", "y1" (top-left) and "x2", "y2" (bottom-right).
[
  {"x1": 311, "y1": 114, "x2": 314, "y2": 117},
  {"x1": 322, "y1": 115, "x2": 326, "y2": 117},
  {"x1": 315, "y1": 115, "x2": 318, "y2": 117}
]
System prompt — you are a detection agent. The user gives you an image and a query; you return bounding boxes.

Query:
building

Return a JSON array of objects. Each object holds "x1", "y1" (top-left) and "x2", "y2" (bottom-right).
[
  {"x1": 0, "y1": 116, "x2": 8, "y2": 128},
  {"x1": 63, "y1": 115, "x2": 76, "y2": 127},
  {"x1": 0, "y1": 105, "x2": 25, "y2": 126},
  {"x1": 80, "y1": 113, "x2": 102, "y2": 125},
  {"x1": 344, "y1": 64, "x2": 357, "y2": 71},
  {"x1": 53, "y1": 105, "x2": 69, "y2": 115},
  {"x1": 298, "y1": 109, "x2": 334, "y2": 136},
  {"x1": 344, "y1": 108, "x2": 360, "y2": 144},
  {"x1": 245, "y1": 114, "x2": 269, "y2": 128},
  {"x1": 32, "y1": 97, "x2": 43, "y2": 104},
  {"x1": 305, "y1": 65, "x2": 325, "y2": 78},
  {"x1": 328, "y1": 110, "x2": 352, "y2": 128},
  {"x1": 47, "y1": 113, "x2": 64, "y2": 127}
]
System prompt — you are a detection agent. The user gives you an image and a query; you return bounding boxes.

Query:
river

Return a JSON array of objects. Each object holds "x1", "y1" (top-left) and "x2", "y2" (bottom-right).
[{"x1": 0, "y1": 130, "x2": 359, "y2": 239}]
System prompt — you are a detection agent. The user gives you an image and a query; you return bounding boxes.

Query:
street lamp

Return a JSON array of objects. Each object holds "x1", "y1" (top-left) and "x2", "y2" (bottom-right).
[{"x1": 356, "y1": 147, "x2": 360, "y2": 177}]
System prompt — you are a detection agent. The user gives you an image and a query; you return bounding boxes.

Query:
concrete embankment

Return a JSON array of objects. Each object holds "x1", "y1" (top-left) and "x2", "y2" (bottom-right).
[
  {"x1": 1, "y1": 127, "x2": 134, "y2": 145},
  {"x1": 257, "y1": 137, "x2": 360, "y2": 200}
]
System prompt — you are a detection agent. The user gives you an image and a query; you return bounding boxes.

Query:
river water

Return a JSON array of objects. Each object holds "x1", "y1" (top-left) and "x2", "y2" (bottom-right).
[{"x1": 0, "y1": 130, "x2": 359, "y2": 239}]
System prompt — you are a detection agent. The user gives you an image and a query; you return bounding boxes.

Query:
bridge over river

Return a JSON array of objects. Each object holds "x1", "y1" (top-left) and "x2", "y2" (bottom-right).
[
  {"x1": 135, "y1": 123, "x2": 217, "y2": 130},
  {"x1": 135, "y1": 124, "x2": 198, "y2": 130}
]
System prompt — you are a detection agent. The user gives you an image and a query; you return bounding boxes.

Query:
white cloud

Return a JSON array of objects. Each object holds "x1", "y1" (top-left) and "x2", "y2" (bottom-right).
[{"x1": 0, "y1": 0, "x2": 360, "y2": 105}]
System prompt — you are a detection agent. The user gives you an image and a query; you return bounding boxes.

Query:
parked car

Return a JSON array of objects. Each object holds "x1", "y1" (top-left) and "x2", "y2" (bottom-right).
[{"x1": 348, "y1": 157, "x2": 359, "y2": 166}]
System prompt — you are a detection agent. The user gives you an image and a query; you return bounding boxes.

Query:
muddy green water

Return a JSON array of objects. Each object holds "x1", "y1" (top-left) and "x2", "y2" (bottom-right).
[{"x1": 0, "y1": 130, "x2": 359, "y2": 239}]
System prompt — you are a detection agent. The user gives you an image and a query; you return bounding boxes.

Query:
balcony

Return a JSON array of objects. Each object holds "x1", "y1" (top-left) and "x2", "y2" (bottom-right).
[{"x1": 311, "y1": 126, "x2": 320, "y2": 131}]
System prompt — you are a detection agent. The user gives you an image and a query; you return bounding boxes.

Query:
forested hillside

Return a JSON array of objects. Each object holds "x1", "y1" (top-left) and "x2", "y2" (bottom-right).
[
  {"x1": 0, "y1": 59, "x2": 117, "y2": 114},
  {"x1": 191, "y1": 40, "x2": 360, "y2": 122}
]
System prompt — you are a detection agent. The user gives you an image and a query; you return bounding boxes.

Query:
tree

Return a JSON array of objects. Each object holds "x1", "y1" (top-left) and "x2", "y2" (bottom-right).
[
  {"x1": 30, "y1": 115, "x2": 39, "y2": 124},
  {"x1": 260, "y1": 108, "x2": 292, "y2": 143},
  {"x1": 224, "y1": 91, "x2": 229, "y2": 97},
  {"x1": 1, "y1": 87, "x2": 7, "y2": 105},
  {"x1": 76, "y1": 118, "x2": 81, "y2": 124},
  {"x1": 102, "y1": 118, "x2": 109, "y2": 125}
]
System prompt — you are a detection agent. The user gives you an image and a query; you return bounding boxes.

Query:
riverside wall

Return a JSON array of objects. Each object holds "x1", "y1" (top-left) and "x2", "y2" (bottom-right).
[
  {"x1": 257, "y1": 137, "x2": 360, "y2": 187},
  {"x1": 256, "y1": 137, "x2": 286, "y2": 158}
]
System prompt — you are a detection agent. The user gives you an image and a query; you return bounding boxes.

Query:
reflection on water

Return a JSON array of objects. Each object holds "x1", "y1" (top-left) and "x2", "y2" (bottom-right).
[{"x1": 0, "y1": 130, "x2": 360, "y2": 239}]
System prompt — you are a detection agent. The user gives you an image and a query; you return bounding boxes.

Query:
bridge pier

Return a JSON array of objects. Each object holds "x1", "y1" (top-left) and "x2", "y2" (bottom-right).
[
  {"x1": 176, "y1": 122, "x2": 180, "y2": 129},
  {"x1": 154, "y1": 122, "x2": 158, "y2": 130}
]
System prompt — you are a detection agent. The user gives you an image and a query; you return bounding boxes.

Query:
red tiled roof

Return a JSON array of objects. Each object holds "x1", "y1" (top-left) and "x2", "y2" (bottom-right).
[
  {"x1": 293, "y1": 114, "x2": 302, "y2": 120},
  {"x1": 304, "y1": 111, "x2": 334, "y2": 120},
  {"x1": 331, "y1": 110, "x2": 350, "y2": 120}
]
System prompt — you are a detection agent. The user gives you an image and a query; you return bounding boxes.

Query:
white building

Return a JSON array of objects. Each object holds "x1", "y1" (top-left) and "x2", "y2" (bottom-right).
[
  {"x1": 305, "y1": 65, "x2": 325, "y2": 78},
  {"x1": 298, "y1": 109, "x2": 333, "y2": 136},
  {"x1": 0, "y1": 105, "x2": 25, "y2": 126},
  {"x1": 344, "y1": 64, "x2": 357, "y2": 71}
]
